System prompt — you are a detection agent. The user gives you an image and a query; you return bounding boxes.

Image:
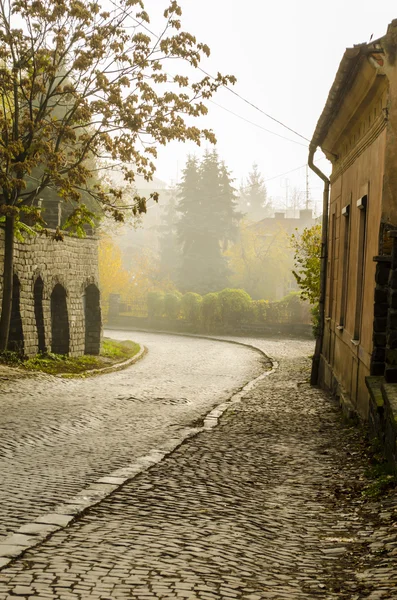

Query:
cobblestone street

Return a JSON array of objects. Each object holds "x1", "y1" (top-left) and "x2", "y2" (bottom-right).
[
  {"x1": 0, "y1": 332, "x2": 263, "y2": 542},
  {"x1": 0, "y1": 333, "x2": 396, "y2": 598}
]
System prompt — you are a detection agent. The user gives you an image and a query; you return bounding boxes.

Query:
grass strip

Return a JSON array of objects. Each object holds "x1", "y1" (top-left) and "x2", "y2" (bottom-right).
[{"x1": 0, "y1": 338, "x2": 140, "y2": 376}]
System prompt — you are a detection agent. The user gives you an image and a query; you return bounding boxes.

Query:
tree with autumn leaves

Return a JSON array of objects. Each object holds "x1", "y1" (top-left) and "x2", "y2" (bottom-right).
[
  {"x1": 291, "y1": 223, "x2": 321, "y2": 333},
  {"x1": 98, "y1": 234, "x2": 173, "y2": 320},
  {"x1": 291, "y1": 224, "x2": 321, "y2": 305},
  {"x1": 0, "y1": 0, "x2": 235, "y2": 350}
]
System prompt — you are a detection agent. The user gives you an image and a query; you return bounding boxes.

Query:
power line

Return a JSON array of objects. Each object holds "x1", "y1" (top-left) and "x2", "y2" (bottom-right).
[
  {"x1": 208, "y1": 99, "x2": 308, "y2": 148},
  {"x1": 263, "y1": 163, "x2": 306, "y2": 183},
  {"x1": 108, "y1": 2, "x2": 312, "y2": 145},
  {"x1": 197, "y1": 66, "x2": 311, "y2": 144},
  {"x1": 104, "y1": 3, "x2": 332, "y2": 188},
  {"x1": 262, "y1": 158, "x2": 326, "y2": 183}
]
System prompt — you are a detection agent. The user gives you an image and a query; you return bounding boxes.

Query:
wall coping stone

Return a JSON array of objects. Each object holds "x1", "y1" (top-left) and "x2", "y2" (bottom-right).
[
  {"x1": 366, "y1": 376, "x2": 385, "y2": 408},
  {"x1": 373, "y1": 255, "x2": 392, "y2": 263},
  {"x1": 382, "y1": 383, "x2": 397, "y2": 427}
]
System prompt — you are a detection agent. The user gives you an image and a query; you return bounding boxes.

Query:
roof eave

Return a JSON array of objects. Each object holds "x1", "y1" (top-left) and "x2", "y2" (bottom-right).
[{"x1": 310, "y1": 44, "x2": 368, "y2": 152}]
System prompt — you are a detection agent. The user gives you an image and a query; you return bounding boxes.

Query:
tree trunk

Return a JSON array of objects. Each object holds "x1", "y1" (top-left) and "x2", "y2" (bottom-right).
[{"x1": 0, "y1": 214, "x2": 15, "y2": 352}]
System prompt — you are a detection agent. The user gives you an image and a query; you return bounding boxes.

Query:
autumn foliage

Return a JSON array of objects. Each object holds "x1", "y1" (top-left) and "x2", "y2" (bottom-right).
[
  {"x1": 99, "y1": 234, "x2": 173, "y2": 320},
  {"x1": 0, "y1": 0, "x2": 235, "y2": 349},
  {"x1": 291, "y1": 224, "x2": 321, "y2": 305}
]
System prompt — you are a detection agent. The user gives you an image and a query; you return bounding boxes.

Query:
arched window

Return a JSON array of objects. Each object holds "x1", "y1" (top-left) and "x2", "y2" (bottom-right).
[
  {"x1": 34, "y1": 277, "x2": 46, "y2": 353},
  {"x1": 84, "y1": 284, "x2": 101, "y2": 355},
  {"x1": 8, "y1": 274, "x2": 24, "y2": 353},
  {"x1": 51, "y1": 284, "x2": 69, "y2": 355}
]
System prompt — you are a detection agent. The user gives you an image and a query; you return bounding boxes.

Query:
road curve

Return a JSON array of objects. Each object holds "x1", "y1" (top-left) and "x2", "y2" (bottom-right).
[{"x1": 0, "y1": 330, "x2": 264, "y2": 541}]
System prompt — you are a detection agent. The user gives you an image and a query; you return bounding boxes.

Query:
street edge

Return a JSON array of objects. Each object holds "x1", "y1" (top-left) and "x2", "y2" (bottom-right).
[
  {"x1": 0, "y1": 336, "x2": 278, "y2": 570},
  {"x1": 58, "y1": 343, "x2": 148, "y2": 378},
  {"x1": 0, "y1": 343, "x2": 147, "y2": 384}
]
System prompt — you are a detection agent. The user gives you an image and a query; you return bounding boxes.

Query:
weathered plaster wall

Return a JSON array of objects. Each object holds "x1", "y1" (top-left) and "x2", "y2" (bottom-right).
[
  {"x1": 0, "y1": 231, "x2": 101, "y2": 357},
  {"x1": 320, "y1": 71, "x2": 388, "y2": 419}
]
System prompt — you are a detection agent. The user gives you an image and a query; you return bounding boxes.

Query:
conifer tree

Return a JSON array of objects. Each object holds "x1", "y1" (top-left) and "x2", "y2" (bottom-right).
[
  {"x1": 240, "y1": 164, "x2": 272, "y2": 221},
  {"x1": 158, "y1": 185, "x2": 180, "y2": 282},
  {"x1": 177, "y1": 152, "x2": 240, "y2": 294}
]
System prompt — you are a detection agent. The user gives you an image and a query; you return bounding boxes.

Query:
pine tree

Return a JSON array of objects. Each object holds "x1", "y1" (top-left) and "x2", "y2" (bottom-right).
[
  {"x1": 158, "y1": 185, "x2": 180, "y2": 282},
  {"x1": 218, "y1": 161, "x2": 241, "y2": 250},
  {"x1": 177, "y1": 152, "x2": 240, "y2": 294},
  {"x1": 240, "y1": 164, "x2": 272, "y2": 221}
]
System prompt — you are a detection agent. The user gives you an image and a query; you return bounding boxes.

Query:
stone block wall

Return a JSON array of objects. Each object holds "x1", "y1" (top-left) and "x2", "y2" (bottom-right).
[
  {"x1": 0, "y1": 231, "x2": 101, "y2": 357},
  {"x1": 385, "y1": 232, "x2": 397, "y2": 382},
  {"x1": 371, "y1": 256, "x2": 391, "y2": 376}
]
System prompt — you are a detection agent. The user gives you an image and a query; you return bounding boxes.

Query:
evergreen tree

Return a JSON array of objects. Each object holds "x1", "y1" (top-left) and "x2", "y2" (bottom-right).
[
  {"x1": 158, "y1": 185, "x2": 180, "y2": 282},
  {"x1": 240, "y1": 164, "x2": 272, "y2": 221},
  {"x1": 177, "y1": 152, "x2": 240, "y2": 294},
  {"x1": 218, "y1": 161, "x2": 241, "y2": 250}
]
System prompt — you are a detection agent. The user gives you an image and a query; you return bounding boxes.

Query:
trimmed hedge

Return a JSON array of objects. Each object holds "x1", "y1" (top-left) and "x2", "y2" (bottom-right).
[
  {"x1": 164, "y1": 292, "x2": 182, "y2": 320},
  {"x1": 181, "y1": 292, "x2": 202, "y2": 325},
  {"x1": 147, "y1": 291, "x2": 165, "y2": 318},
  {"x1": 145, "y1": 289, "x2": 311, "y2": 329}
]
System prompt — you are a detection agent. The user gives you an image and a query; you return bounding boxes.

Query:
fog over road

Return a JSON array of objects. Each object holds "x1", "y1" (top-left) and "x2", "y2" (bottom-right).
[{"x1": 0, "y1": 331, "x2": 265, "y2": 542}]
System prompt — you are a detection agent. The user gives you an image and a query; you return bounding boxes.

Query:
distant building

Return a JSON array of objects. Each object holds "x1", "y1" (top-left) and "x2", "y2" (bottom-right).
[
  {"x1": 252, "y1": 209, "x2": 316, "y2": 299},
  {"x1": 310, "y1": 19, "x2": 397, "y2": 460}
]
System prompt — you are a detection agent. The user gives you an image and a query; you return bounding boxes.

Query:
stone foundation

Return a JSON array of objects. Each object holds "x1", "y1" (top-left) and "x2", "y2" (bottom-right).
[
  {"x1": 0, "y1": 231, "x2": 101, "y2": 357},
  {"x1": 366, "y1": 376, "x2": 397, "y2": 467}
]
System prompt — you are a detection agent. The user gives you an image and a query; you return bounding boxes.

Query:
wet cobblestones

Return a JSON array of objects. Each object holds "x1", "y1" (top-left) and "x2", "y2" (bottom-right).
[{"x1": 0, "y1": 335, "x2": 396, "y2": 598}]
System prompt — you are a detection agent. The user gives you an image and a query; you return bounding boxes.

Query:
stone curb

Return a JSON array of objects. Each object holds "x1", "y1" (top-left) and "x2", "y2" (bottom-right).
[
  {"x1": 105, "y1": 326, "x2": 275, "y2": 366},
  {"x1": 0, "y1": 343, "x2": 147, "y2": 383},
  {"x1": 58, "y1": 343, "x2": 148, "y2": 378},
  {"x1": 0, "y1": 336, "x2": 278, "y2": 570}
]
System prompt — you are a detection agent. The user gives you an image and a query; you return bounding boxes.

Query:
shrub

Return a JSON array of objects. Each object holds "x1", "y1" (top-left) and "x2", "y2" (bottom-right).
[
  {"x1": 202, "y1": 292, "x2": 221, "y2": 331},
  {"x1": 252, "y1": 299, "x2": 268, "y2": 323},
  {"x1": 147, "y1": 291, "x2": 164, "y2": 318},
  {"x1": 218, "y1": 288, "x2": 252, "y2": 324},
  {"x1": 164, "y1": 292, "x2": 182, "y2": 320},
  {"x1": 282, "y1": 292, "x2": 302, "y2": 321},
  {"x1": 266, "y1": 301, "x2": 282, "y2": 324},
  {"x1": 311, "y1": 303, "x2": 320, "y2": 337},
  {"x1": 181, "y1": 292, "x2": 202, "y2": 325}
]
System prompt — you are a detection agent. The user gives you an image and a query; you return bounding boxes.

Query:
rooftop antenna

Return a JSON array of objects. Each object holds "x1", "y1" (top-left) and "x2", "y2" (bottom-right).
[
  {"x1": 281, "y1": 178, "x2": 289, "y2": 211},
  {"x1": 305, "y1": 164, "x2": 310, "y2": 209}
]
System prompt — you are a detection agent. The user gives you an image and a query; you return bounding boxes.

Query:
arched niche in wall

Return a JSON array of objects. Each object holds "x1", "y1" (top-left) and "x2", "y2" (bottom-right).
[
  {"x1": 84, "y1": 284, "x2": 101, "y2": 355},
  {"x1": 51, "y1": 283, "x2": 70, "y2": 355},
  {"x1": 7, "y1": 273, "x2": 24, "y2": 353},
  {"x1": 34, "y1": 276, "x2": 46, "y2": 354}
]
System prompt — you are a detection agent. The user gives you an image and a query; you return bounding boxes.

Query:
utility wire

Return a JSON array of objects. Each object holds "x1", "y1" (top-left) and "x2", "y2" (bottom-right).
[
  {"x1": 105, "y1": 2, "x2": 331, "y2": 187},
  {"x1": 197, "y1": 66, "x2": 311, "y2": 144},
  {"x1": 108, "y1": 2, "x2": 312, "y2": 145},
  {"x1": 263, "y1": 163, "x2": 307, "y2": 183},
  {"x1": 208, "y1": 99, "x2": 308, "y2": 148},
  {"x1": 263, "y1": 158, "x2": 326, "y2": 183}
]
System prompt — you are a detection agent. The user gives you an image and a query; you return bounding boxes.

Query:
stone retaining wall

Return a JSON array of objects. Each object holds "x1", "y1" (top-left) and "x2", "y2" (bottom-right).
[{"x1": 0, "y1": 231, "x2": 101, "y2": 357}]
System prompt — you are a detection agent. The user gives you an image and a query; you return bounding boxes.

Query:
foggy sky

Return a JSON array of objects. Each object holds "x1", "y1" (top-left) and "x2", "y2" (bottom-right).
[{"x1": 150, "y1": 0, "x2": 397, "y2": 215}]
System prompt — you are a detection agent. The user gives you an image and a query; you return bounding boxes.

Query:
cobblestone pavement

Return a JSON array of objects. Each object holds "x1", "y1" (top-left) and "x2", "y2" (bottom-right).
[
  {"x1": 1, "y1": 335, "x2": 396, "y2": 598},
  {"x1": 0, "y1": 332, "x2": 263, "y2": 542}
]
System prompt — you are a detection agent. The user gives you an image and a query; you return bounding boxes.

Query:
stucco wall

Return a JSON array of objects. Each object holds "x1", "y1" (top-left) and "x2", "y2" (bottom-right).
[
  {"x1": 322, "y1": 109, "x2": 388, "y2": 419},
  {"x1": 0, "y1": 231, "x2": 101, "y2": 357}
]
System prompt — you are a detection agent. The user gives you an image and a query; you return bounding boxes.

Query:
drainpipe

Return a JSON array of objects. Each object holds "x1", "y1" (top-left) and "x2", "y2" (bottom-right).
[{"x1": 308, "y1": 144, "x2": 330, "y2": 385}]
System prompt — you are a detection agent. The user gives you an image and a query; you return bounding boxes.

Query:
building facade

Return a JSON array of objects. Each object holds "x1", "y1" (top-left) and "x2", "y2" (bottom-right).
[{"x1": 311, "y1": 20, "x2": 397, "y2": 458}]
